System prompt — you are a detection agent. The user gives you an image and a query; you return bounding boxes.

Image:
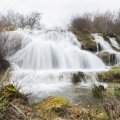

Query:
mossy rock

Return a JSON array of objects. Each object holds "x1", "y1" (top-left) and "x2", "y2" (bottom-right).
[
  {"x1": 96, "y1": 112, "x2": 109, "y2": 119},
  {"x1": 33, "y1": 96, "x2": 69, "y2": 110},
  {"x1": 97, "y1": 52, "x2": 118, "y2": 65},
  {"x1": 97, "y1": 52, "x2": 110, "y2": 65},
  {"x1": 92, "y1": 85, "x2": 106, "y2": 98},
  {"x1": 71, "y1": 29, "x2": 97, "y2": 52},
  {"x1": 97, "y1": 68, "x2": 120, "y2": 83},
  {"x1": 111, "y1": 66, "x2": 120, "y2": 69}
]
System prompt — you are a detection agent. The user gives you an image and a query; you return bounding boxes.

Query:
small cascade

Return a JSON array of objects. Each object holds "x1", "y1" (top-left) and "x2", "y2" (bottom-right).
[
  {"x1": 93, "y1": 34, "x2": 113, "y2": 51},
  {"x1": 93, "y1": 34, "x2": 120, "y2": 65},
  {"x1": 109, "y1": 38, "x2": 120, "y2": 49}
]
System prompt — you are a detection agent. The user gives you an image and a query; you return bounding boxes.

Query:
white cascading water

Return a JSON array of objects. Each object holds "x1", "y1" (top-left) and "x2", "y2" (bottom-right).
[
  {"x1": 93, "y1": 34, "x2": 120, "y2": 65},
  {"x1": 109, "y1": 38, "x2": 120, "y2": 49},
  {"x1": 10, "y1": 30, "x2": 105, "y2": 70},
  {"x1": 9, "y1": 29, "x2": 107, "y2": 103}
]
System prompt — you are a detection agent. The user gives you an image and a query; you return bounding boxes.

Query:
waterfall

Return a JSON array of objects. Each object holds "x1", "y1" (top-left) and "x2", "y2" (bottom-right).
[
  {"x1": 10, "y1": 30, "x2": 105, "y2": 70},
  {"x1": 93, "y1": 34, "x2": 120, "y2": 65},
  {"x1": 9, "y1": 29, "x2": 107, "y2": 102}
]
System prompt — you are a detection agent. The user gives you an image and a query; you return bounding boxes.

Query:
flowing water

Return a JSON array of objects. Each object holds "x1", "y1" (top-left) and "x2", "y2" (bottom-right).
[
  {"x1": 109, "y1": 38, "x2": 120, "y2": 49},
  {"x1": 93, "y1": 34, "x2": 120, "y2": 65},
  {"x1": 8, "y1": 29, "x2": 109, "y2": 103}
]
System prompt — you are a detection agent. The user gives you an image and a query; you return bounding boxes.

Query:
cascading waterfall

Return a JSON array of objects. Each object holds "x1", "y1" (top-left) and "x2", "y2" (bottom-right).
[
  {"x1": 9, "y1": 29, "x2": 107, "y2": 103},
  {"x1": 93, "y1": 34, "x2": 120, "y2": 65},
  {"x1": 10, "y1": 30, "x2": 105, "y2": 70}
]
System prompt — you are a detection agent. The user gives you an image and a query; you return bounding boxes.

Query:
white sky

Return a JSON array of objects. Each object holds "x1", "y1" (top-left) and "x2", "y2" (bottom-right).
[{"x1": 0, "y1": 0, "x2": 120, "y2": 28}]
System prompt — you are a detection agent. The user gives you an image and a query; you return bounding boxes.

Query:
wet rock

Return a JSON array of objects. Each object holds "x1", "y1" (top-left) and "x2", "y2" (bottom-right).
[
  {"x1": 97, "y1": 51, "x2": 117, "y2": 65},
  {"x1": 72, "y1": 72, "x2": 84, "y2": 84},
  {"x1": 33, "y1": 96, "x2": 69, "y2": 110},
  {"x1": 0, "y1": 58, "x2": 10, "y2": 72},
  {"x1": 92, "y1": 85, "x2": 106, "y2": 98},
  {"x1": 72, "y1": 74, "x2": 81, "y2": 84},
  {"x1": 99, "y1": 85, "x2": 106, "y2": 91}
]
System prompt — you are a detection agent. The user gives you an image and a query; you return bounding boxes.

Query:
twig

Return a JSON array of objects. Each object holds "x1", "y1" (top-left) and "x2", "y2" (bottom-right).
[{"x1": 10, "y1": 103, "x2": 26, "y2": 117}]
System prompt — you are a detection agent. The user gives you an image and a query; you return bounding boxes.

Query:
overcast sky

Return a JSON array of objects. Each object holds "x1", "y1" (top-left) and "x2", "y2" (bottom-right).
[{"x1": 0, "y1": 0, "x2": 120, "y2": 28}]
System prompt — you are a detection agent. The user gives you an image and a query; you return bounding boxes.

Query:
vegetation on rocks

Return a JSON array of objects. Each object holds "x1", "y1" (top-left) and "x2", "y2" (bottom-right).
[
  {"x1": 92, "y1": 85, "x2": 106, "y2": 98},
  {"x1": 71, "y1": 29, "x2": 97, "y2": 51},
  {"x1": 33, "y1": 96, "x2": 69, "y2": 110},
  {"x1": 0, "y1": 84, "x2": 31, "y2": 120},
  {"x1": 97, "y1": 68, "x2": 120, "y2": 83},
  {"x1": 96, "y1": 51, "x2": 118, "y2": 65},
  {"x1": 0, "y1": 83, "x2": 120, "y2": 120}
]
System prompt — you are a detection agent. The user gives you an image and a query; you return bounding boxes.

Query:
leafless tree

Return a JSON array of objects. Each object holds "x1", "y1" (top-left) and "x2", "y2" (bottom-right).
[
  {"x1": 0, "y1": 10, "x2": 42, "y2": 30},
  {"x1": 70, "y1": 13, "x2": 92, "y2": 32},
  {"x1": 69, "y1": 10, "x2": 120, "y2": 35}
]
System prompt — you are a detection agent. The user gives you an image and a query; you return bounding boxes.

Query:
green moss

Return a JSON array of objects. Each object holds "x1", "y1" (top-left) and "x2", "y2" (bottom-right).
[
  {"x1": 111, "y1": 66, "x2": 120, "y2": 69},
  {"x1": 97, "y1": 52, "x2": 110, "y2": 65},
  {"x1": 98, "y1": 68, "x2": 120, "y2": 83},
  {"x1": 0, "y1": 84, "x2": 22, "y2": 101},
  {"x1": 96, "y1": 112, "x2": 109, "y2": 119},
  {"x1": 0, "y1": 84, "x2": 28, "y2": 109},
  {"x1": 97, "y1": 51, "x2": 118, "y2": 65},
  {"x1": 33, "y1": 96, "x2": 69, "y2": 110},
  {"x1": 110, "y1": 69, "x2": 120, "y2": 74},
  {"x1": 6, "y1": 25, "x2": 17, "y2": 31}
]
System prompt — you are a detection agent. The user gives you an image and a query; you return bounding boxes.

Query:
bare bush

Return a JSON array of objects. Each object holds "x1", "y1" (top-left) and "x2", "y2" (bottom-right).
[
  {"x1": 69, "y1": 10, "x2": 120, "y2": 35},
  {"x1": 25, "y1": 12, "x2": 41, "y2": 29},
  {"x1": 0, "y1": 11, "x2": 42, "y2": 30},
  {"x1": 70, "y1": 13, "x2": 92, "y2": 33},
  {"x1": 0, "y1": 32, "x2": 21, "y2": 58}
]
